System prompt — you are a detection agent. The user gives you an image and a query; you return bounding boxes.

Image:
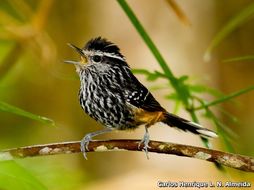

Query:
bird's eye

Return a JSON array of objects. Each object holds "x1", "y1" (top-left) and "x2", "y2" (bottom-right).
[{"x1": 92, "y1": 55, "x2": 102, "y2": 63}]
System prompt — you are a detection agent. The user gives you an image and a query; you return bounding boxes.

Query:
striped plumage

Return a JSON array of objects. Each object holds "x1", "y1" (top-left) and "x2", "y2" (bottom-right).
[
  {"x1": 78, "y1": 60, "x2": 137, "y2": 130},
  {"x1": 65, "y1": 37, "x2": 217, "y2": 159}
]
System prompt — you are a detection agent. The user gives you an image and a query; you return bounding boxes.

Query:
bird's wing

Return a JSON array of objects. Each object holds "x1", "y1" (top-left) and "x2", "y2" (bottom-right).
[{"x1": 124, "y1": 73, "x2": 164, "y2": 112}]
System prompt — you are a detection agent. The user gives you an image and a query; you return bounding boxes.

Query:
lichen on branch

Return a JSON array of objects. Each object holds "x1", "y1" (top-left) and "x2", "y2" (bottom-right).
[{"x1": 0, "y1": 140, "x2": 253, "y2": 172}]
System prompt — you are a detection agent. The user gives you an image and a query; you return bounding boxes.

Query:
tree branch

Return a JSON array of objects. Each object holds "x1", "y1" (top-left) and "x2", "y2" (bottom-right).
[{"x1": 0, "y1": 140, "x2": 253, "y2": 172}]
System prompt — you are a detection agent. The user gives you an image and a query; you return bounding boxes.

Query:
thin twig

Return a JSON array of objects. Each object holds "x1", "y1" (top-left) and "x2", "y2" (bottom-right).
[
  {"x1": 32, "y1": 0, "x2": 54, "y2": 32},
  {"x1": 165, "y1": 0, "x2": 191, "y2": 26},
  {"x1": 0, "y1": 140, "x2": 253, "y2": 172}
]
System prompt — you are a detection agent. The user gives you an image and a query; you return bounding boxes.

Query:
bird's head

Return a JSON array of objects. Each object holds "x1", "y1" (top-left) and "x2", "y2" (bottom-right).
[{"x1": 65, "y1": 37, "x2": 127, "y2": 73}]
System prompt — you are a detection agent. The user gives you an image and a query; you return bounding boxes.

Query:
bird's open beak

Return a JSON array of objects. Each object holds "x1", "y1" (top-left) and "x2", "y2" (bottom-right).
[{"x1": 64, "y1": 43, "x2": 88, "y2": 65}]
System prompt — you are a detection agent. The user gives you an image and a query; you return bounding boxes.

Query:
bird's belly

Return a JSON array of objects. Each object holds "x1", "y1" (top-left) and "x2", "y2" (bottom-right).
[{"x1": 79, "y1": 85, "x2": 136, "y2": 129}]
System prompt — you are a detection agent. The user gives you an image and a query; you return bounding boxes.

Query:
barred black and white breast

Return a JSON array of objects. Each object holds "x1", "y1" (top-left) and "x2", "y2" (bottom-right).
[{"x1": 78, "y1": 62, "x2": 154, "y2": 130}]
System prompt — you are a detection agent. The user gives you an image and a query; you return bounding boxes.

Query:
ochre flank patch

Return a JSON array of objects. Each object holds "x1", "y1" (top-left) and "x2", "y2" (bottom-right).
[{"x1": 134, "y1": 108, "x2": 165, "y2": 127}]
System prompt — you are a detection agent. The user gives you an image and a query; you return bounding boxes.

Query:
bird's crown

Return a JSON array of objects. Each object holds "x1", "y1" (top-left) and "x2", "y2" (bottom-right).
[{"x1": 84, "y1": 37, "x2": 124, "y2": 59}]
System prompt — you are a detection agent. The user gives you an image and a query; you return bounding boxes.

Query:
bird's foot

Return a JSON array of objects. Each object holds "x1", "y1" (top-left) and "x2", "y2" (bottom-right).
[
  {"x1": 80, "y1": 134, "x2": 92, "y2": 160},
  {"x1": 138, "y1": 129, "x2": 151, "y2": 159},
  {"x1": 80, "y1": 128, "x2": 113, "y2": 160}
]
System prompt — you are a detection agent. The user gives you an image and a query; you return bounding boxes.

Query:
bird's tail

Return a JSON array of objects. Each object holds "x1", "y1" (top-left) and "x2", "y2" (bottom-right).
[{"x1": 161, "y1": 112, "x2": 218, "y2": 138}]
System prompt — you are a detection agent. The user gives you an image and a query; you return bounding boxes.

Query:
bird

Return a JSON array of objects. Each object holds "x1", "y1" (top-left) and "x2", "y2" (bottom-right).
[{"x1": 64, "y1": 37, "x2": 217, "y2": 159}]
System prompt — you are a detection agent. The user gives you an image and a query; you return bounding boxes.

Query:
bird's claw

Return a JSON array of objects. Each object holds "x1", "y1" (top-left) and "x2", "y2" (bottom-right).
[
  {"x1": 138, "y1": 131, "x2": 151, "y2": 159},
  {"x1": 80, "y1": 134, "x2": 92, "y2": 160}
]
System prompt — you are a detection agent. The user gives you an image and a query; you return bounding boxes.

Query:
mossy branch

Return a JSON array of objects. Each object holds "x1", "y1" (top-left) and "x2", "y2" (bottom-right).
[{"x1": 0, "y1": 140, "x2": 253, "y2": 172}]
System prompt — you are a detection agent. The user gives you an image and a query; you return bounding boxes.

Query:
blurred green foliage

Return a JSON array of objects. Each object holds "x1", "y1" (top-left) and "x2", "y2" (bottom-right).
[
  {"x1": 204, "y1": 2, "x2": 254, "y2": 61},
  {"x1": 223, "y1": 55, "x2": 254, "y2": 62},
  {"x1": 0, "y1": 161, "x2": 47, "y2": 190},
  {"x1": 0, "y1": 0, "x2": 254, "y2": 189}
]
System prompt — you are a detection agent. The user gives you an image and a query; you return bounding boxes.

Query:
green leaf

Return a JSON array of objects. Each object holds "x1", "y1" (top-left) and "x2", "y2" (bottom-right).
[
  {"x1": 223, "y1": 55, "x2": 254, "y2": 62},
  {"x1": 132, "y1": 69, "x2": 167, "y2": 81},
  {"x1": 209, "y1": 112, "x2": 235, "y2": 152},
  {"x1": 188, "y1": 84, "x2": 223, "y2": 97},
  {"x1": 203, "y1": 111, "x2": 238, "y2": 140},
  {"x1": 0, "y1": 161, "x2": 47, "y2": 190},
  {"x1": 178, "y1": 75, "x2": 189, "y2": 82},
  {"x1": 146, "y1": 73, "x2": 160, "y2": 81},
  {"x1": 200, "y1": 104, "x2": 235, "y2": 152},
  {"x1": 194, "y1": 85, "x2": 254, "y2": 110},
  {"x1": 218, "y1": 128, "x2": 235, "y2": 153},
  {"x1": 165, "y1": 93, "x2": 178, "y2": 100},
  {"x1": 175, "y1": 79, "x2": 191, "y2": 104},
  {"x1": 172, "y1": 100, "x2": 181, "y2": 114},
  {"x1": 194, "y1": 98, "x2": 235, "y2": 152},
  {"x1": 217, "y1": 107, "x2": 239, "y2": 124},
  {"x1": 131, "y1": 69, "x2": 150, "y2": 75},
  {"x1": 0, "y1": 101, "x2": 55, "y2": 126},
  {"x1": 204, "y1": 2, "x2": 254, "y2": 61},
  {"x1": 150, "y1": 84, "x2": 170, "y2": 90}
]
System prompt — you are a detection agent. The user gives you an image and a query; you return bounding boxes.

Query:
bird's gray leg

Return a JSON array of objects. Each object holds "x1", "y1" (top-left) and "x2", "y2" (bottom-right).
[
  {"x1": 138, "y1": 126, "x2": 151, "y2": 159},
  {"x1": 80, "y1": 128, "x2": 113, "y2": 159}
]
